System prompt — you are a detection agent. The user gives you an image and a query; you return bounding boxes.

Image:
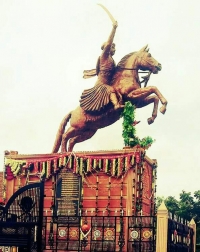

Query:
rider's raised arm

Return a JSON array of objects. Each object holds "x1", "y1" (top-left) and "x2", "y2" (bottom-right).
[
  {"x1": 107, "y1": 21, "x2": 118, "y2": 44},
  {"x1": 103, "y1": 21, "x2": 118, "y2": 55}
]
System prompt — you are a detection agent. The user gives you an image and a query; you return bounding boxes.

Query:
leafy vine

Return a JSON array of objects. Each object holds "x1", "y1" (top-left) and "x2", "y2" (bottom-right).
[{"x1": 121, "y1": 101, "x2": 154, "y2": 148}]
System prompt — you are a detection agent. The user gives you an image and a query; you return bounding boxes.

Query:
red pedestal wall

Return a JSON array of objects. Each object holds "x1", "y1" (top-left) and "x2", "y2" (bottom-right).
[{"x1": 2, "y1": 149, "x2": 156, "y2": 217}]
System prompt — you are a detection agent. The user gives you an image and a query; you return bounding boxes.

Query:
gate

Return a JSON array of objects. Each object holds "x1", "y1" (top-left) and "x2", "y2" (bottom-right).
[
  {"x1": 42, "y1": 215, "x2": 156, "y2": 251},
  {"x1": 0, "y1": 182, "x2": 44, "y2": 251},
  {"x1": 167, "y1": 218, "x2": 194, "y2": 252},
  {"x1": 127, "y1": 216, "x2": 156, "y2": 251}
]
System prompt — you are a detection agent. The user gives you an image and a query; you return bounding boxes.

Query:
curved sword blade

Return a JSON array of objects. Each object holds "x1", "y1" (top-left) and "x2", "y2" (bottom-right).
[{"x1": 97, "y1": 3, "x2": 116, "y2": 24}]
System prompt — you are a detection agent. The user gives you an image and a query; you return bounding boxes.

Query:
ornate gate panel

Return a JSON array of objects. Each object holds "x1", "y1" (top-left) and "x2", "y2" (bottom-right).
[
  {"x1": 127, "y1": 216, "x2": 156, "y2": 252},
  {"x1": 0, "y1": 182, "x2": 44, "y2": 251},
  {"x1": 42, "y1": 215, "x2": 156, "y2": 251},
  {"x1": 167, "y1": 218, "x2": 194, "y2": 252}
]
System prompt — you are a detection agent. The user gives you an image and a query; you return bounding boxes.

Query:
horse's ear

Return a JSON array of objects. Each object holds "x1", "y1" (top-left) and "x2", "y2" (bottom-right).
[{"x1": 139, "y1": 44, "x2": 148, "y2": 52}]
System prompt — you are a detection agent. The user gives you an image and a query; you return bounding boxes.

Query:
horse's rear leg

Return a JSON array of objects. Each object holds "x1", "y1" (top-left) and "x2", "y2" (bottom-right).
[
  {"x1": 61, "y1": 127, "x2": 77, "y2": 153},
  {"x1": 136, "y1": 95, "x2": 159, "y2": 124},
  {"x1": 68, "y1": 129, "x2": 97, "y2": 152},
  {"x1": 52, "y1": 112, "x2": 71, "y2": 153}
]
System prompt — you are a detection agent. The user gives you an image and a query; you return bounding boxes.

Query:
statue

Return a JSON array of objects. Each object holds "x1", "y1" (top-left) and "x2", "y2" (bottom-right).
[
  {"x1": 80, "y1": 20, "x2": 124, "y2": 112},
  {"x1": 52, "y1": 5, "x2": 167, "y2": 153}
]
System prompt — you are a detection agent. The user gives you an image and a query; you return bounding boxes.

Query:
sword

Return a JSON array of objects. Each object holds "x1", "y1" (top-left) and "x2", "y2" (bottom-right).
[{"x1": 97, "y1": 3, "x2": 116, "y2": 25}]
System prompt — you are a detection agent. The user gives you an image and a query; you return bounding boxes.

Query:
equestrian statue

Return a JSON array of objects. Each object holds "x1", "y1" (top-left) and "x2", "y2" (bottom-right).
[{"x1": 52, "y1": 4, "x2": 167, "y2": 153}]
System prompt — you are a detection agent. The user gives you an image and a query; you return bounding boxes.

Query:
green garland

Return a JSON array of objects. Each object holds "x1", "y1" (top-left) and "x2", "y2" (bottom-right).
[{"x1": 121, "y1": 101, "x2": 154, "y2": 148}]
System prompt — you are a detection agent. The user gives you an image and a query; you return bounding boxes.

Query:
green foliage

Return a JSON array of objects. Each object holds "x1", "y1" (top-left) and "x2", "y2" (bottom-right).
[
  {"x1": 139, "y1": 136, "x2": 154, "y2": 148},
  {"x1": 165, "y1": 196, "x2": 180, "y2": 214},
  {"x1": 178, "y1": 191, "x2": 195, "y2": 220},
  {"x1": 121, "y1": 101, "x2": 137, "y2": 147},
  {"x1": 121, "y1": 101, "x2": 154, "y2": 148}
]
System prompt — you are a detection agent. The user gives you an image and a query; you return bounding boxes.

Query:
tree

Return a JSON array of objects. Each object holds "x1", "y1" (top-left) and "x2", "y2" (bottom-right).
[
  {"x1": 165, "y1": 196, "x2": 180, "y2": 214},
  {"x1": 193, "y1": 190, "x2": 200, "y2": 223},
  {"x1": 177, "y1": 191, "x2": 194, "y2": 220}
]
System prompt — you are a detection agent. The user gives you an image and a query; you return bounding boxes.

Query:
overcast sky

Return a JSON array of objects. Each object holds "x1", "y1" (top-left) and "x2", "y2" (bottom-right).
[{"x1": 0, "y1": 0, "x2": 200, "y2": 199}]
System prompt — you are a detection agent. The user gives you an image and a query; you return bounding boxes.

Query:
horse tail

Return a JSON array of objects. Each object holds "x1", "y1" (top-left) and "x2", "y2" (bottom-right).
[{"x1": 52, "y1": 112, "x2": 72, "y2": 153}]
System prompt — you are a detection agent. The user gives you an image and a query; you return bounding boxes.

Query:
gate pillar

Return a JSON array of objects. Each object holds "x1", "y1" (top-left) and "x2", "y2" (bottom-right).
[
  {"x1": 156, "y1": 201, "x2": 168, "y2": 252},
  {"x1": 189, "y1": 218, "x2": 196, "y2": 252}
]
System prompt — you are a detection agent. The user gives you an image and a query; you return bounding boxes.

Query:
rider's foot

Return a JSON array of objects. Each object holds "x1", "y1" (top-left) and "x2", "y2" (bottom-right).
[{"x1": 114, "y1": 104, "x2": 124, "y2": 110}]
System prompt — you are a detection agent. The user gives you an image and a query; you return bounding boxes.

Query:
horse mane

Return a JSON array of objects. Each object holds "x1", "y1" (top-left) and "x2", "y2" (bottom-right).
[
  {"x1": 117, "y1": 52, "x2": 136, "y2": 68},
  {"x1": 111, "y1": 51, "x2": 136, "y2": 84}
]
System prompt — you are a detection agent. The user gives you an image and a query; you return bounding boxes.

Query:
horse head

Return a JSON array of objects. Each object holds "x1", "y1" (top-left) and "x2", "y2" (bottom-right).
[
  {"x1": 136, "y1": 45, "x2": 162, "y2": 74},
  {"x1": 116, "y1": 45, "x2": 162, "y2": 77}
]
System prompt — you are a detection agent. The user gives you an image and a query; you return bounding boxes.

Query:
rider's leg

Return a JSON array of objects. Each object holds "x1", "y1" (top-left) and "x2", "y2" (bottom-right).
[{"x1": 110, "y1": 92, "x2": 124, "y2": 110}]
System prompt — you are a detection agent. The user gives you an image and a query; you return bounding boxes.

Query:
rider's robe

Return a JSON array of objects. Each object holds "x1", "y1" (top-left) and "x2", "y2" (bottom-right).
[{"x1": 80, "y1": 57, "x2": 116, "y2": 113}]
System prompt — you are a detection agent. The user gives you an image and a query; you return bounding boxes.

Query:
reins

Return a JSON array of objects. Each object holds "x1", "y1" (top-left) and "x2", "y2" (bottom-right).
[
  {"x1": 100, "y1": 66, "x2": 143, "y2": 71},
  {"x1": 116, "y1": 66, "x2": 148, "y2": 73},
  {"x1": 116, "y1": 66, "x2": 152, "y2": 87}
]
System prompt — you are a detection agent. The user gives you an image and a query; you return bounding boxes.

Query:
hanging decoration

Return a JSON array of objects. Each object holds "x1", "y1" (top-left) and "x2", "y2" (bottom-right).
[
  {"x1": 81, "y1": 222, "x2": 91, "y2": 235},
  {"x1": 132, "y1": 178, "x2": 136, "y2": 215},
  {"x1": 0, "y1": 166, "x2": 5, "y2": 204},
  {"x1": 95, "y1": 174, "x2": 99, "y2": 216},
  {"x1": 5, "y1": 158, "x2": 26, "y2": 178},
  {"x1": 120, "y1": 175, "x2": 124, "y2": 215},
  {"x1": 2, "y1": 157, "x2": 7, "y2": 202},
  {"x1": 121, "y1": 101, "x2": 154, "y2": 148},
  {"x1": 135, "y1": 151, "x2": 144, "y2": 214},
  {"x1": 4, "y1": 150, "x2": 144, "y2": 181},
  {"x1": 119, "y1": 174, "x2": 125, "y2": 250},
  {"x1": 106, "y1": 176, "x2": 111, "y2": 216},
  {"x1": 152, "y1": 163, "x2": 157, "y2": 215},
  {"x1": 80, "y1": 174, "x2": 84, "y2": 216},
  {"x1": 80, "y1": 222, "x2": 91, "y2": 248}
]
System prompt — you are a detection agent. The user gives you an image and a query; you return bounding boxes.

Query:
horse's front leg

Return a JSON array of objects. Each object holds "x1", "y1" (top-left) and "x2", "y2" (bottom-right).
[
  {"x1": 136, "y1": 95, "x2": 159, "y2": 124},
  {"x1": 127, "y1": 86, "x2": 167, "y2": 114}
]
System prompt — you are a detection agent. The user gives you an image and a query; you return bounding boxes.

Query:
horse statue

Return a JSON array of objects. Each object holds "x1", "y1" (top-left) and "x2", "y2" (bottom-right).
[{"x1": 52, "y1": 45, "x2": 167, "y2": 153}]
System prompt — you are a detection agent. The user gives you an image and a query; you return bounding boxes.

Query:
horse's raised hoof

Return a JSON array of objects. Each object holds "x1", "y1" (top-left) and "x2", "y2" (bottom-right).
[
  {"x1": 160, "y1": 105, "x2": 167, "y2": 114},
  {"x1": 147, "y1": 117, "x2": 154, "y2": 125}
]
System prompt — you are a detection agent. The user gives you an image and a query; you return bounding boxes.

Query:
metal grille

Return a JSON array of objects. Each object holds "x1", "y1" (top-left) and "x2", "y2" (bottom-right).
[
  {"x1": 42, "y1": 215, "x2": 156, "y2": 252},
  {"x1": 127, "y1": 216, "x2": 156, "y2": 252},
  {"x1": 0, "y1": 182, "x2": 44, "y2": 251},
  {"x1": 167, "y1": 218, "x2": 194, "y2": 252}
]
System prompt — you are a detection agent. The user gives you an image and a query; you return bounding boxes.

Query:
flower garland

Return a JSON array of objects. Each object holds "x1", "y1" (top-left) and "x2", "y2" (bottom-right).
[
  {"x1": 4, "y1": 151, "x2": 141, "y2": 182},
  {"x1": 121, "y1": 101, "x2": 154, "y2": 148},
  {"x1": 2, "y1": 156, "x2": 7, "y2": 202},
  {"x1": 5, "y1": 158, "x2": 26, "y2": 177}
]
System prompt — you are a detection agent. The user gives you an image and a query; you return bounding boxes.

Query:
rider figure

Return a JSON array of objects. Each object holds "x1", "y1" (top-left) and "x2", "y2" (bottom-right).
[{"x1": 80, "y1": 21, "x2": 124, "y2": 113}]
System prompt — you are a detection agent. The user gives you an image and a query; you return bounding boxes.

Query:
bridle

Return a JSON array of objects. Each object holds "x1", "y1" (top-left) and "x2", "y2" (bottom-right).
[{"x1": 116, "y1": 66, "x2": 152, "y2": 88}]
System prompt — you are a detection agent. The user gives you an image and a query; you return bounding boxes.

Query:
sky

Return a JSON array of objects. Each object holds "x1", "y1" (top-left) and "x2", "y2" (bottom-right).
[{"x1": 0, "y1": 0, "x2": 200, "y2": 199}]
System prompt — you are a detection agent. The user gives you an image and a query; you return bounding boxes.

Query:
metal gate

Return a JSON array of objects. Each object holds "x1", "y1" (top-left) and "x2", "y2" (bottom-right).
[
  {"x1": 0, "y1": 182, "x2": 44, "y2": 251},
  {"x1": 167, "y1": 218, "x2": 194, "y2": 252},
  {"x1": 42, "y1": 215, "x2": 156, "y2": 251},
  {"x1": 127, "y1": 216, "x2": 156, "y2": 251}
]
